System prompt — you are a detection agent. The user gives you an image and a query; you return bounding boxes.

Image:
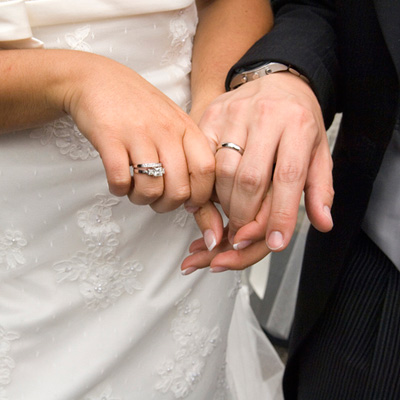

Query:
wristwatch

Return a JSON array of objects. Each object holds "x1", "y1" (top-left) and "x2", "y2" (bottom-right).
[{"x1": 229, "y1": 62, "x2": 310, "y2": 90}]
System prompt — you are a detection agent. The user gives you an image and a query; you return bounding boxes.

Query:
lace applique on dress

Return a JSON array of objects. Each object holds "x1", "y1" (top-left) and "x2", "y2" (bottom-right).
[
  {"x1": 172, "y1": 206, "x2": 193, "y2": 228},
  {"x1": 30, "y1": 26, "x2": 97, "y2": 160},
  {"x1": 0, "y1": 230, "x2": 27, "y2": 270},
  {"x1": 161, "y1": 7, "x2": 197, "y2": 74},
  {"x1": 213, "y1": 362, "x2": 231, "y2": 400},
  {"x1": 156, "y1": 290, "x2": 220, "y2": 399},
  {"x1": 65, "y1": 25, "x2": 93, "y2": 52},
  {"x1": 0, "y1": 326, "x2": 20, "y2": 400},
  {"x1": 83, "y1": 385, "x2": 120, "y2": 400},
  {"x1": 229, "y1": 271, "x2": 242, "y2": 299},
  {"x1": 30, "y1": 116, "x2": 99, "y2": 161},
  {"x1": 54, "y1": 194, "x2": 144, "y2": 309}
]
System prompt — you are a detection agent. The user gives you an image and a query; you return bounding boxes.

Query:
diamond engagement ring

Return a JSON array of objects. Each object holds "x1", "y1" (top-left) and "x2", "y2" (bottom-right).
[
  {"x1": 216, "y1": 142, "x2": 245, "y2": 156},
  {"x1": 133, "y1": 163, "x2": 165, "y2": 177}
]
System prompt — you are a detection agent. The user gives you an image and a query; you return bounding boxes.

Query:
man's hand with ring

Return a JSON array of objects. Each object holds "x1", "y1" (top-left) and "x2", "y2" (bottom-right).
[{"x1": 181, "y1": 72, "x2": 334, "y2": 273}]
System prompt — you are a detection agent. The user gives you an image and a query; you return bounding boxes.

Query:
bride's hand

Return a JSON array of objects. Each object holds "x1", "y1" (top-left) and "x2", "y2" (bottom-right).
[{"x1": 63, "y1": 53, "x2": 215, "y2": 212}]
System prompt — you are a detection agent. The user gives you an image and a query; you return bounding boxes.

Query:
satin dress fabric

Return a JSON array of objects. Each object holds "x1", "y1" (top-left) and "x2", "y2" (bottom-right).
[{"x1": 0, "y1": 1, "x2": 284, "y2": 399}]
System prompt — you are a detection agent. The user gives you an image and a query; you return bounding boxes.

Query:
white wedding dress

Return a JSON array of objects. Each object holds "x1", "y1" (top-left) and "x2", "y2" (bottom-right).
[{"x1": 0, "y1": 1, "x2": 284, "y2": 399}]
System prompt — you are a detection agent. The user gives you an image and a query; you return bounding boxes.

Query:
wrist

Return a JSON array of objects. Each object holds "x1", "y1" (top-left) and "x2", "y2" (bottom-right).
[
  {"x1": 229, "y1": 61, "x2": 310, "y2": 91},
  {"x1": 190, "y1": 89, "x2": 225, "y2": 124}
]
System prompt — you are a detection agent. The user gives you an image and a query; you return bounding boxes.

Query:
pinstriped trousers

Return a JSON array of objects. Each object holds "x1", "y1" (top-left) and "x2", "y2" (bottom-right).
[{"x1": 297, "y1": 231, "x2": 400, "y2": 400}]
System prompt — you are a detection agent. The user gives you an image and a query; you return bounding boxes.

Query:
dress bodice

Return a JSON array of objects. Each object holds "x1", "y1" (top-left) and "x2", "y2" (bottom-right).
[{"x1": 0, "y1": 2, "x2": 285, "y2": 399}]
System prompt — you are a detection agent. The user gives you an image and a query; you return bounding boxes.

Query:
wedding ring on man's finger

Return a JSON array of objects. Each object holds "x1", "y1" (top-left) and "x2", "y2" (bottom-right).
[
  {"x1": 216, "y1": 142, "x2": 245, "y2": 156},
  {"x1": 133, "y1": 163, "x2": 165, "y2": 177}
]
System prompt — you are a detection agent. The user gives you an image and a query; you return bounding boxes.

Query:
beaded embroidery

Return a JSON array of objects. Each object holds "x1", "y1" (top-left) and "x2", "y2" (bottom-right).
[
  {"x1": 161, "y1": 7, "x2": 197, "y2": 74},
  {"x1": 30, "y1": 116, "x2": 98, "y2": 161},
  {"x1": 0, "y1": 230, "x2": 27, "y2": 270},
  {"x1": 213, "y1": 362, "x2": 231, "y2": 400},
  {"x1": 54, "y1": 195, "x2": 144, "y2": 309},
  {"x1": 0, "y1": 326, "x2": 20, "y2": 400},
  {"x1": 84, "y1": 385, "x2": 120, "y2": 400},
  {"x1": 156, "y1": 291, "x2": 220, "y2": 398}
]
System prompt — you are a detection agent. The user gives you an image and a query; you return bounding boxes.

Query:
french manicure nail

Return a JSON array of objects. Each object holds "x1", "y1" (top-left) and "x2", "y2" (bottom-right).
[
  {"x1": 210, "y1": 266, "x2": 229, "y2": 273},
  {"x1": 267, "y1": 231, "x2": 284, "y2": 251},
  {"x1": 204, "y1": 229, "x2": 217, "y2": 251},
  {"x1": 181, "y1": 267, "x2": 198, "y2": 276},
  {"x1": 233, "y1": 240, "x2": 252, "y2": 250}
]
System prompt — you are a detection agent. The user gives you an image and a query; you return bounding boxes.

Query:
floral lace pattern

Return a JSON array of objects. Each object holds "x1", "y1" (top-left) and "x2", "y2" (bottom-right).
[
  {"x1": 156, "y1": 291, "x2": 220, "y2": 398},
  {"x1": 30, "y1": 116, "x2": 98, "y2": 161},
  {"x1": 0, "y1": 326, "x2": 20, "y2": 400},
  {"x1": 83, "y1": 386, "x2": 120, "y2": 400},
  {"x1": 30, "y1": 26, "x2": 97, "y2": 161},
  {"x1": 229, "y1": 271, "x2": 242, "y2": 299},
  {"x1": 0, "y1": 230, "x2": 27, "y2": 270},
  {"x1": 213, "y1": 362, "x2": 231, "y2": 400},
  {"x1": 54, "y1": 194, "x2": 144, "y2": 309},
  {"x1": 172, "y1": 206, "x2": 192, "y2": 228},
  {"x1": 161, "y1": 7, "x2": 196, "y2": 74},
  {"x1": 65, "y1": 25, "x2": 93, "y2": 52}
]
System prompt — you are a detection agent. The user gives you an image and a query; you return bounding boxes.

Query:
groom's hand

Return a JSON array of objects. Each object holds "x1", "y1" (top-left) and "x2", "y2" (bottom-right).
[{"x1": 181, "y1": 72, "x2": 334, "y2": 274}]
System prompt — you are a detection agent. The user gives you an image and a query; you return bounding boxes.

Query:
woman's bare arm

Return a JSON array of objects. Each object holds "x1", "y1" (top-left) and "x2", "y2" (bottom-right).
[
  {"x1": 0, "y1": 48, "x2": 215, "y2": 212},
  {"x1": 191, "y1": 0, "x2": 273, "y2": 121}
]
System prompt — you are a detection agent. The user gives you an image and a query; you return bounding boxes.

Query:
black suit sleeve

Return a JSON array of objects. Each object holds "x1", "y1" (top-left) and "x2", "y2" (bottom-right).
[{"x1": 226, "y1": 0, "x2": 339, "y2": 127}]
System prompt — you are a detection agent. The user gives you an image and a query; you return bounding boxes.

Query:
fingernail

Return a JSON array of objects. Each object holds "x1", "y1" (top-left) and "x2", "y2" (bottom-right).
[
  {"x1": 323, "y1": 205, "x2": 334, "y2": 226},
  {"x1": 182, "y1": 267, "x2": 198, "y2": 276},
  {"x1": 228, "y1": 230, "x2": 236, "y2": 245},
  {"x1": 184, "y1": 205, "x2": 199, "y2": 214},
  {"x1": 267, "y1": 231, "x2": 284, "y2": 251},
  {"x1": 210, "y1": 266, "x2": 229, "y2": 273},
  {"x1": 204, "y1": 229, "x2": 217, "y2": 251},
  {"x1": 233, "y1": 240, "x2": 252, "y2": 250}
]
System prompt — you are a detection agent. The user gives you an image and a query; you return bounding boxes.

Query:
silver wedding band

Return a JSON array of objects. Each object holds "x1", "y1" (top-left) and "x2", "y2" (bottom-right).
[
  {"x1": 216, "y1": 142, "x2": 245, "y2": 156},
  {"x1": 133, "y1": 163, "x2": 165, "y2": 177}
]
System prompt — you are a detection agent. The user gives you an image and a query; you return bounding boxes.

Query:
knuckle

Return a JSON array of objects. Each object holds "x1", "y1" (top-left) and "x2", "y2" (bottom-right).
[
  {"x1": 274, "y1": 163, "x2": 304, "y2": 184},
  {"x1": 229, "y1": 215, "x2": 249, "y2": 230},
  {"x1": 326, "y1": 185, "x2": 335, "y2": 199},
  {"x1": 194, "y1": 204, "x2": 210, "y2": 222},
  {"x1": 236, "y1": 168, "x2": 263, "y2": 194},
  {"x1": 290, "y1": 104, "x2": 319, "y2": 132},
  {"x1": 254, "y1": 98, "x2": 274, "y2": 115},
  {"x1": 171, "y1": 184, "x2": 191, "y2": 203},
  {"x1": 290, "y1": 103, "x2": 311, "y2": 121},
  {"x1": 108, "y1": 176, "x2": 131, "y2": 196},
  {"x1": 195, "y1": 160, "x2": 215, "y2": 180},
  {"x1": 226, "y1": 98, "x2": 250, "y2": 116},
  {"x1": 150, "y1": 202, "x2": 174, "y2": 214},
  {"x1": 139, "y1": 185, "x2": 164, "y2": 202},
  {"x1": 270, "y1": 208, "x2": 293, "y2": 226},
  {"x1": 202, "y1": 103, "x2": 224, "y2": 122},
  {"x1": 216, "y1": 161, "x2": 237, "y2": 180}
]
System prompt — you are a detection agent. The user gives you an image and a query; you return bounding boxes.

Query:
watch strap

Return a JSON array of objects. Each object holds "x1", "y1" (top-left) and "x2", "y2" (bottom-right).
[{"x1": 229, "y1": 62, "x2": 310, "y2": 90}]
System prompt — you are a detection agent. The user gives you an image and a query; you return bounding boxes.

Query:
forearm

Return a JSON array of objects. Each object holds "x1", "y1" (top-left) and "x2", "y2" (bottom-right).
[
  {"x1": 191, "y1": 0, "x2": 273, "y2": 121},
  {"x1": 0, "y1": 49, "x2": 107, "y2": 133}
]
